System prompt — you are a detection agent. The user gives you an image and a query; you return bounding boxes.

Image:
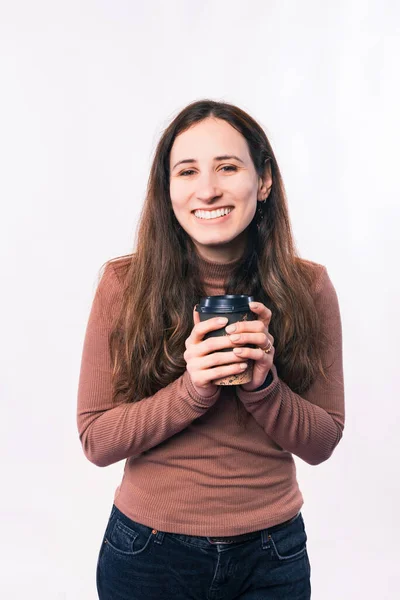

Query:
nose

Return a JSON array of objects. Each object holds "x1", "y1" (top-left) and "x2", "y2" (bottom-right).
[{"x1": 195, "y1": 171, "x2": 222, "y2": 202}]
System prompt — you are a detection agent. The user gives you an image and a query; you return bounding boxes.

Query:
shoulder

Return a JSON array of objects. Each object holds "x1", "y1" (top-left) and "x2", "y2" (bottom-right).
[
  {"x1": 97, "y1": 254, "x2": 134, "y2": 291},
  {"x1": 295, "y1": 258, "x2": 340, "y2": 322},
  {"x1": 93, "y1": 255, "x2": 134, "y2": 323},
  {"x1": 295, "y1": 257, "x2": 337, "y2": 301},
  {"x1": 295, "y1": 257, "x2": 325, "y2": 288},
  {"x1": 88, "y1": 255, "x2": 134, "y2": 325}
]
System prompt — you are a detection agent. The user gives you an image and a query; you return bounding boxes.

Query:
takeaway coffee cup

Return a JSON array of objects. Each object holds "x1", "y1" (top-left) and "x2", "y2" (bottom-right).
[{"x1": 195, "y1": 295, "x2": 257, "y2": 385}]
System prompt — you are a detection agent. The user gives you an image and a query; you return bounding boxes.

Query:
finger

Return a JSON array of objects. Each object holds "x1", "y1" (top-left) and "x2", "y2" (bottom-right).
[
  {"x1": 228, "y1": 332, "x2": 269, "y2": 346},
  {"x1": 192, "y1": 307, "x2": 228, "y2": 343},
  {"x1": 233, "y1": 345, "x2": 275, "y2": 360},
  {"x1": 225, "y1": 319, "x2": 265, "y2": 334},
  {"x1": 249, "y1": 302, "x2": 272, "y2": 325},
  {"x1": 193, "y1": 305, "x2": 200, "y2": 326},
  {"x1": 200, "y1": 349, "x2": 250, "y2": 370},
  {"x1": 187, "y1": 306, "x2": 201, "y2": 350}
]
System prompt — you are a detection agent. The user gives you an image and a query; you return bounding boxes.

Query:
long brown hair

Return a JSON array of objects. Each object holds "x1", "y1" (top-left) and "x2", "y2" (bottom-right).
[{"x1": 104, "y1": 99, "x2": 327, "y2": 409}]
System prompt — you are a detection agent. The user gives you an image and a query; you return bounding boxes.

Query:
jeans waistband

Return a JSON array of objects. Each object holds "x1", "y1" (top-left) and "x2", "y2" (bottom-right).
[{"x1": 206, "y1": 511, "x2": 301, "y2": 545}]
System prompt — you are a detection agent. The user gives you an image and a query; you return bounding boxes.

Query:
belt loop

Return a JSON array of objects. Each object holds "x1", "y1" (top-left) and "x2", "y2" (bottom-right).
[
  {"x1": 153, "y1": 530, "x2": 165, "y2": 545},
  {"x1": 261, "y1": 528, "x2": 270, "y2": 550}
]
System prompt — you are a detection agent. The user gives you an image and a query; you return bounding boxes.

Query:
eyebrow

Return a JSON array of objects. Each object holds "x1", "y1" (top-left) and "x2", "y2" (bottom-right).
[{"x1": 172, "y1": 155, "x2": 244, "y2": 171}]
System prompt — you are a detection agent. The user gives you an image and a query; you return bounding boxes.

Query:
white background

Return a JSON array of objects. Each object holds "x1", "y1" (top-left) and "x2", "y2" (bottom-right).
[{"x1": 1, "y1": 1, "x2": 399, "y2": 598}]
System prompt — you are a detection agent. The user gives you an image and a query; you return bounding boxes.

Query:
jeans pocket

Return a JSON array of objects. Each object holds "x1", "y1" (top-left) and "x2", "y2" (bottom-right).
[
  {"x1": 104, "y1": 505, "x2": 155, "y2": 557},
  {"x1": 268, "y1": 513, "x2": 308, "y2": 561}
]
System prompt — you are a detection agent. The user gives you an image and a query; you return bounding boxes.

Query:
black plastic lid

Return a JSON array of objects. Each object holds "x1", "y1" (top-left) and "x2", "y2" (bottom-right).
[{"x1": 196, "y1": 294, "x2": 254, "y2": 314}]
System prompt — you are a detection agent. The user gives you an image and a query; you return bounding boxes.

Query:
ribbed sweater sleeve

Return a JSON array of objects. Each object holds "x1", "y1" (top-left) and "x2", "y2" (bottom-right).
[
  {"x1": 237, "y1": 266, "x2": 345, "y2": 466},
  {"x1": 76, "y1": 262, "x2": 221, "y2": 467}
]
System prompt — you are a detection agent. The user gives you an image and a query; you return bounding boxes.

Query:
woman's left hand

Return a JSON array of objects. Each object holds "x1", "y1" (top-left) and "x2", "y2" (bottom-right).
[{"x1": 225, "y1": 302, "x2": 275, "y2": 392}]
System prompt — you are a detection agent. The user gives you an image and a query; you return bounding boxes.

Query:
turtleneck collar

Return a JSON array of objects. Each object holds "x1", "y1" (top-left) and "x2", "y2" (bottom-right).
[{"x1": 196, "y1": 252, "x2": 242, "y2": 295}]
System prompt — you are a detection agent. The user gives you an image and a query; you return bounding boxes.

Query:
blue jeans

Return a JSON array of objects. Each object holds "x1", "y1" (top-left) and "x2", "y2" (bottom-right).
[{"x1": 96, "y1": 504, "x2": 311, "y2": 599}]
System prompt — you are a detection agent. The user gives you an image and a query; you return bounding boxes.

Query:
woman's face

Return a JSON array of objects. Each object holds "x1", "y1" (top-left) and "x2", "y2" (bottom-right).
[{"x1": 169, "y1": 117, "x2": 271, "y2": 263}]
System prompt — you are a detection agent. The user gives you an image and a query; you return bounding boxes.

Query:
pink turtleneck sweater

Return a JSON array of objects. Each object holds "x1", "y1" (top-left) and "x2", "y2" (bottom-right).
[{"x1": 77, "y1": 254, "x2": 345, "y2": 536}]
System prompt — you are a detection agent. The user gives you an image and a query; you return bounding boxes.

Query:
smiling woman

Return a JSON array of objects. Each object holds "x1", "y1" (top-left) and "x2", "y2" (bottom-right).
[
  {"x1": 169, "y1": 117, "x2": 271, "y2": 262},
  {"x1": 77, "y1": 99, "x2": 344, "y2": 600}
]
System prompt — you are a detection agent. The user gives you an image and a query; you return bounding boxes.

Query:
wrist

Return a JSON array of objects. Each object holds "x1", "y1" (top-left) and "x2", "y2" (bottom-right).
[{"x1": 244, "y1": 370, "x2": 273, "y2": 392}]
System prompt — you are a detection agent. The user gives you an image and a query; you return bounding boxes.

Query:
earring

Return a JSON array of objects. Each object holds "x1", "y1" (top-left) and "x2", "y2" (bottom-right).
[{"x1": 256, "y1": 193, "x2": 269, "y2": 227}]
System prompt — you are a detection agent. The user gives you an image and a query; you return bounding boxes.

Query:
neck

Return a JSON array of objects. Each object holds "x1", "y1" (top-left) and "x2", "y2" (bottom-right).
[
  {"x1": 196, "y1": 250, "x2": 242, "y2": 293},
  {"x1": 193, "y1": 230, "x2": 248, "y2": 264}
]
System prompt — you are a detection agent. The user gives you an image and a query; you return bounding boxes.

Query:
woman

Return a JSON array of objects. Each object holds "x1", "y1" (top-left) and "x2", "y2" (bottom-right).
[{"x1": 77, "y1": 99, "x2": 345, "y2": 599}]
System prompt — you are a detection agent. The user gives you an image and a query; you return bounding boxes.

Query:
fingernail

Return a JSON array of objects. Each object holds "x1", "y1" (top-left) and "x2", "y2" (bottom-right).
[
  {"x1": 249, "y1": 302, "x2": 258, "y2": 308},
  {"x1": 226, "y1": 324, "x2": 236, "y2": 333}
]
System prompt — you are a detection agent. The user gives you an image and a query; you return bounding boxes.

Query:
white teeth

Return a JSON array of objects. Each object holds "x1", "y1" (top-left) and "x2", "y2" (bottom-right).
[{"x1": 194, "y1": 207, "x2": 232, "y2": 220}]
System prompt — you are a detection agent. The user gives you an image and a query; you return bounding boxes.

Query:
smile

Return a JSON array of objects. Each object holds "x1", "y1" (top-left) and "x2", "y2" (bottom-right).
[{"x1": 193, "y1": 207, "x2": 233, "y2": 221}]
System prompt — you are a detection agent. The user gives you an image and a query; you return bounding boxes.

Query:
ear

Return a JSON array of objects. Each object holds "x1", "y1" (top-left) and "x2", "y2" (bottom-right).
[{"x1": 257, "y1": 161, "x2": 273, "y2": 200}]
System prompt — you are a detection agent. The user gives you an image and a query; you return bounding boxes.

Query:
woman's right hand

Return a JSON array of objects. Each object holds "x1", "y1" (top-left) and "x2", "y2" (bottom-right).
[{"x1": 183, "y1": 306, "x2": 249, "y2": 398}]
